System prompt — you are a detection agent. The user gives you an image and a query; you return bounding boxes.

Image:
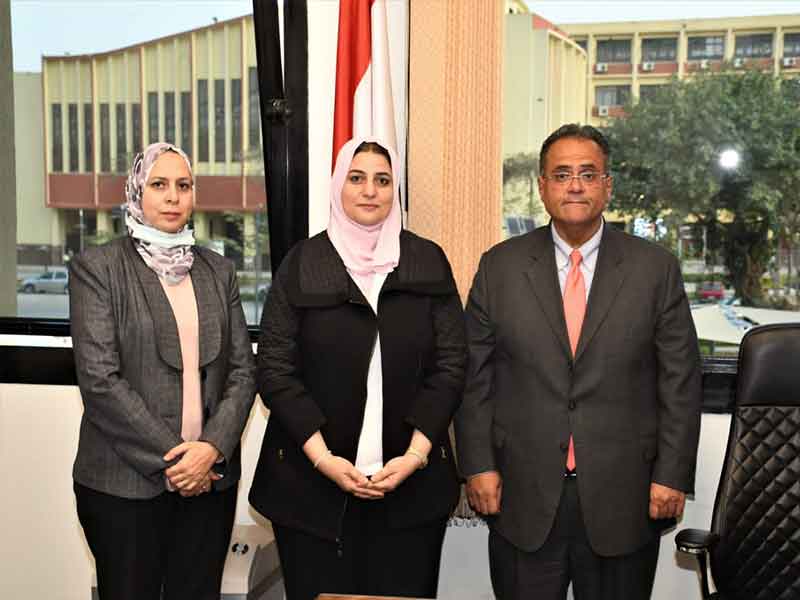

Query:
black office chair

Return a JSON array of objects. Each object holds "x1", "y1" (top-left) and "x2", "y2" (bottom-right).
[{"x1": 676, "y1": 323, "x2": 800, "y2": 600}]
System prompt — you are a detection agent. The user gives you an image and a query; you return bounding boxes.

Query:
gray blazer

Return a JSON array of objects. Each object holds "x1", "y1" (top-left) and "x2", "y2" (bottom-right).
[
  {"x1": 69, "y1": 237, "x2": 256, "y2": 499},
  {"x1": 454, "y1": 224, "x2": 702, "y2": 557}
]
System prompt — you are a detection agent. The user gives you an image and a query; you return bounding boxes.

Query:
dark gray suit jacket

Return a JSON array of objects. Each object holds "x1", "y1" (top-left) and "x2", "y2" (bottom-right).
[
  {"x1": 69, "y1": 237, "x2": 256, "y2": 499},
  {"x1": 454, "y1": 224, "x2": 702, "y2": 556}
]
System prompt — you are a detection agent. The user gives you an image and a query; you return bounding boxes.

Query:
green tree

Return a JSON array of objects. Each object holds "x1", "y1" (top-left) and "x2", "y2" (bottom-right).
[
  {"x1": 604, "y1": 68, "x2": 800, "y2": 305},
  {"x1": 502, "y1": 152, "x2": 543, "y2": 222}
]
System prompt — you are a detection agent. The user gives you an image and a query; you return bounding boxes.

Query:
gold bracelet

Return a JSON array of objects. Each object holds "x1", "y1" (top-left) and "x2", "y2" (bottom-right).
[
  {"x1": 406, "y1": 447, "x2": 428, "y2": 469},
  {"x1": 313, "y1": 450, "x2": 332, "y2": 470}
]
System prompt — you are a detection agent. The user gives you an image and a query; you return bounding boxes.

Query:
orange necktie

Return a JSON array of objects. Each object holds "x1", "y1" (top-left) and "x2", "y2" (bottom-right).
[{"x1": 563, "y1": 249, "x2": 586, "y2": 471}]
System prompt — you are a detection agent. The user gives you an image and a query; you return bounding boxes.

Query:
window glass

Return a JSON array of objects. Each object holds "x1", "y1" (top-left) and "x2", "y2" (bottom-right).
[
  {"x1": 595, "y1": 85, "x2": 630, "y2": 107},
  {"x1": 638, "y1": 84, "x2": 663, "y2": 102},
  {"x1": 785, "y1": 33, "x2": 800, "y2": 57},
  {"x1": 8, "y1": 1, "x2": 269, "y2": 325},
  {"x1": 641, "y1": 38, "x2": 677, "y2": 62},
  {"x1": 688, "y1": 35, "x2": 724, "y2": 59},
  {"x1": 597, "y1": 39, "x2": 631, "y2": 63},
  {"x1": 164, "y1": 92, "x2": 175, "y2": 145},
  {"x1": 503, "y1": 8, "x2": 800, "y2": 361},
  {"x1": 735, "y1": 33, "x2": 773, "y2": 58}
]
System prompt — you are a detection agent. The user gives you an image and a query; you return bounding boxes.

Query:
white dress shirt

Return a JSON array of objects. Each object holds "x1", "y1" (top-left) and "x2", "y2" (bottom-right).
[
  {"x1": 551, "y1": 221, "x2": 604, "y2": 299},
  {"x1": 354, "y1": 272, "x2": 389, "y2": 476}
]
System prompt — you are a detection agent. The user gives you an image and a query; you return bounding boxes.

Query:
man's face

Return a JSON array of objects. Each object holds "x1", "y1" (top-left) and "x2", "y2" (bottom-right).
[{"x1": 537, "y1": 137, "x2": 612, "y2": 237}]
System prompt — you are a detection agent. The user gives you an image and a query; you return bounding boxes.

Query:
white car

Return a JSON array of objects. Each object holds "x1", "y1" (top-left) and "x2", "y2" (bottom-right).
[{"x1": 20, "y1": 270, "x2": 69, "y2": 294}]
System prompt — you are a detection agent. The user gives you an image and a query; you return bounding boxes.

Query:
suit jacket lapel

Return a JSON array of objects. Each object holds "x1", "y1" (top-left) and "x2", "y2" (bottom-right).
[
  {"x1": 190, "y1": 252, "x2": 223, "y2": 367},
  {"x1": 125, "y1": 238, "x2": 183, "y2": 370},
  {"x1": 525, "y1": 228, "x2": 572, "y2": 359},
  {"x1": 575, "y1": 225, "x2": 628, "y2": 361}
]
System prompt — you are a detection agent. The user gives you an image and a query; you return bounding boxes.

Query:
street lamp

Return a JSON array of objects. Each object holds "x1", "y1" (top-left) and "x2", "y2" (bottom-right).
[{"x1": 719, "y1": 148, "x2": 740, "y2": 171}]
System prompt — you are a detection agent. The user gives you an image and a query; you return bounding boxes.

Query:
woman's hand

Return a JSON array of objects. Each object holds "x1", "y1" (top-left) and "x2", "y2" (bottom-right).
[
  {"x1": 178, "y1": 472, "x2": 221, "y2": 497},
  {"x1": 317, "y1": 455, "x2": 384, "y2": 500},
  {"x1": 368, "y1": 454, "x2": 421, "y2": 493},
  {"x1": 164, "y1": 441, "x2": 221, "y2": 494}
]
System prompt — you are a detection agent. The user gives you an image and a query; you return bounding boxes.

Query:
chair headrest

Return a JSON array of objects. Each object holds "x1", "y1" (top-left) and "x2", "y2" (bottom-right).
[{"x1": 736, "y1": 323, "x2": 800, "y2": 407}]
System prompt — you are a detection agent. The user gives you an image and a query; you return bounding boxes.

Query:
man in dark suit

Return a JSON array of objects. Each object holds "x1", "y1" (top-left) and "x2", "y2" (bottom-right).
[{"x1": 454, "y1": 124, "x2": 702, "y2": 599}]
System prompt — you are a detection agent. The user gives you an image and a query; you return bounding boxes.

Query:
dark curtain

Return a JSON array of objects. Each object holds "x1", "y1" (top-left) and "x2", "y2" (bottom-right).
[{"x1": 252, "y1": 0, "x2": 309, "y2": 273}]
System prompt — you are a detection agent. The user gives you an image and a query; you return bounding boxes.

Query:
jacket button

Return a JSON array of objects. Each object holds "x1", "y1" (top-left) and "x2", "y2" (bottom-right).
[
  {"x1": 278, "y1": 449, "x2": 284, "y2": 460},
  {"x1": 568, "y1": 399, "x2": 576, "y2": 410}
]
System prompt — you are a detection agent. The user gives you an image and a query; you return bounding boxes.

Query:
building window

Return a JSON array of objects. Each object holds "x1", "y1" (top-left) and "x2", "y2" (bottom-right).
[
  {"x1": 638, "y1": 85, "x2": 663, "y2": 102},
  {"x1": 198, "y1": 79, "x2": 209, "y2": 162},
  {"x1": 785, "y1": 33, "x2": 800, "y2": 57},
  {"x1": 181, "y1": 91, "x2": 192, "y2": 159},
  {"x1": 100, "y1": 103, "x2": 110, "y2": 173},
  {"x1": 214, "y1": 79, "x2": 226, "y2": 163},
  {"x1": 164, "y1": 92, "x2": 175, "y2": 145},
  {"x1": 642, "y1": 38, "x2": 677, "y2": 62},
  {"x1": 735, "y1": 34, "x2": 773, "y2": 59},
  {"x1": 68, "y1": 103, "x2": 78, "y2": 172},
  {"x1": 688, "y1": 35, "x2": 724, "y2": 60},
  {"x1": 131, "y1": 103, "x2": 142, "y2": 154},
  {"x1": 231, "y1": 78, "x2": 242, "y2": 161},
  {"x1": 116, "y1": 103, "x2": 127, "y2": 173},
  {"x1": 597, "y1": 39, "x2": 631, "y2": 63},
  {"x1": 248, "y1": 66, "x2": 260, "y2": 151},
  {"x1": 596, "y1": 85, "x2": 630, "y2": 107},
  {"x1": 51, "y1": 104, "x2": 63, "y2": 172},
  {"x1": 148, "y1": 92, "x2": 159, "y2": 144},
  {"x1": 84, "y1": 103, "x2": 93, "y2": 172}
]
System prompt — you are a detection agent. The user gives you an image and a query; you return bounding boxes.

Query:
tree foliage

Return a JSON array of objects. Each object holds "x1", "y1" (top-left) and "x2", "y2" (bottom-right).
[{"x1": 603, "y1": 68, "x2": 800, "y2": 305}]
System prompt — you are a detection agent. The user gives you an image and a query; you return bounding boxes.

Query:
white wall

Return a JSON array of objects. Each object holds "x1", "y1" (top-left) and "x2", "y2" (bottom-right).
[{"x1": 0, "y1": 379, "x2": 729, "y2": 600}]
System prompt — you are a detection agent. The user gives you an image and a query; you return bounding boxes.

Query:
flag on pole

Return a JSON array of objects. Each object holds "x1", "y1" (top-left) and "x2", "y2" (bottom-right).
[{"x1": 332, "y1": 0, "x2": 398, "y2": 169}]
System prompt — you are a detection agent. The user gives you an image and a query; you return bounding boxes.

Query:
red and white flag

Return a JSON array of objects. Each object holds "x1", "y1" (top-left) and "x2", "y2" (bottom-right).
[{"x1": 332, "y1": 0, "x2": 398, "y2": 169}]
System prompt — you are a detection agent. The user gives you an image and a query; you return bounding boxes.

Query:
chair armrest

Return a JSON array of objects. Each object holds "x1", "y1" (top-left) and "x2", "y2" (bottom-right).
[{"x1": 676, "y1": 528, "x2": 720, "y2": 555}]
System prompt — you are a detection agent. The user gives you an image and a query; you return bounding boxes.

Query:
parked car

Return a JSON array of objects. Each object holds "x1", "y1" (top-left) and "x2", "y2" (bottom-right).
[
  {"x1": 697, "y1": 281, "x2": 725, "y2": 301},
  {"x1": 20, "y1": 270, "x2": 69, "y2": 294},
  {"x1": 256, "y1": 281, "x2": 272, "y2": 303}
]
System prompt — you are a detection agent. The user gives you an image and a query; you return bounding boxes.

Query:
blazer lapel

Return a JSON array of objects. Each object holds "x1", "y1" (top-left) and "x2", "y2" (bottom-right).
[
  {"x1": 125, "y1": 239, "x2": 183, "y2": 370},
  {"x1": 575, "y1": 225, "x2": 628, "y2": 361},
  {"x1": 189, "y1": 252, "x2": 223, "y2": 367},
  {"x1": 525, "y1": 228, "x2": 572, "y2": 359}
]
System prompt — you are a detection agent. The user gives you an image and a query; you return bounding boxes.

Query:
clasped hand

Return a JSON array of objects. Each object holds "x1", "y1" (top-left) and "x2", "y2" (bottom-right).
[
  {"x1": 164, "y1": 441, "x2": 221, "y2": 498},
  {"x1": 317, "y1": 454, "x2": 421, "y2": 499}
]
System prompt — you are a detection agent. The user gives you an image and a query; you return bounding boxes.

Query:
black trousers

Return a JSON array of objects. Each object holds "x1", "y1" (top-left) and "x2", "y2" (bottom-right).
[
  {"x1": 489, "y1": 477, "x2": 659, "y2": 600},
  {"x1": 274, "y1": 497, "x2": 448, "y2": 600},
  {"x1": 74, "y1": 482, "x2": 237, "y2": 600}
]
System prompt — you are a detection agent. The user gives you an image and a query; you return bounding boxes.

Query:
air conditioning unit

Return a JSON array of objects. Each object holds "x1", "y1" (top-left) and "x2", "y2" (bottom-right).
[
  {"x1": 699, "y1": 59, "x2": 710, "y2": 70},
  {"x1": 598, "y1": 105, "x2": 610, "y2": 117},
  {"x1": 641, "y1": 62, "x2": 655, "y2": 72},
  {"x1": 783, "y1": 56, "x2": 798, "y2": 68},
  {"x1": 595, "y1": 62, "x2": 609, "y2": 73},
  {"x1": 733, "y1": 57, "x2": 745, "y2": 68}
]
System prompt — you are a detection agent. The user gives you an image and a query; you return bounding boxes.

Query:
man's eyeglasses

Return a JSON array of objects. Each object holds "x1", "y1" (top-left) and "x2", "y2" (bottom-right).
[{"x1": 543, "y1": 171, "x2": 609, "y2": 187}]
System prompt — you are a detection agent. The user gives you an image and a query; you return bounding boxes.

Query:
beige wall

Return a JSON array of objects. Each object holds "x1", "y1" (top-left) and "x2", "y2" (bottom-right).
[
  {"x1": 14, "y1": 73, "x2": 54, "y2": 247},
  {"x1": 0, "y1": 1, "x2": 15, "y2": 315},
  {"x1": 0, "y1": 382, "x2": 271, "y2": 600}
]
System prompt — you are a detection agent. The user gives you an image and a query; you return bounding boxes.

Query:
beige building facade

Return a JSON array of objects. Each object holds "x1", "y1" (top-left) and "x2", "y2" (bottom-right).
[
  {"x1": 20, "y1": 15, "x2": 266, "y2": 267},
  {"x1": 502, "y1": 13, "x2": 589, "y2": 234},
  {"x1": 561, "y1": 14, "x2": 800, "y2": 124}
]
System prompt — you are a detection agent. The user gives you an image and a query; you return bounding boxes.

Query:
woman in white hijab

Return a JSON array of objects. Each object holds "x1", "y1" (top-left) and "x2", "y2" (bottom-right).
[
  {"x1": 250, "y1": 136, "x2": 467, "y2": 600},
  {"x1": 70, "y1": 142, "x2": 255, "y2": 600}
]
